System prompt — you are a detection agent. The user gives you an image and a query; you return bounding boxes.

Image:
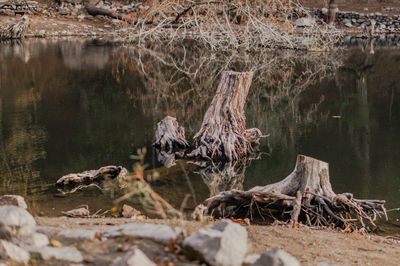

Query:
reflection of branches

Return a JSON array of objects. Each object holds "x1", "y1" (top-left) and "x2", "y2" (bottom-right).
[
  {"x1": 115, "y1": 45, "x2": 343, "y2": 150},
  {"x1": 193, "y1": 156, "x2": 259, "y2": 196}
]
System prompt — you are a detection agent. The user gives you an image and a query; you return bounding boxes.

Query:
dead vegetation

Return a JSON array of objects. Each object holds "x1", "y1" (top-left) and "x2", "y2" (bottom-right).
[{"x1": 116, "y1": 0, "x2": 342, "y2": 51}]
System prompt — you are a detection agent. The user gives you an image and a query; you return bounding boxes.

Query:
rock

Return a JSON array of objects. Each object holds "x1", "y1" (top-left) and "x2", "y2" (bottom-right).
[
  {"x1": 121, "y1": 204, "x2": 146, "y2": 220},
  {"x1": 111, "y1": 247, "x2": 156, "y2": 266},
  {"x1": 294, "y1": 17, "x2": 316, "y2": 27},
  {"x1": 57, "y1": 229, "x2": 97, "y2": 240},
  {"x1": 0, "y1": 240, "x2": 30, "y2": 264},
  {"x1": 0, "y1": 195, "x2": 27, "y2": 209},
  {"x1": 321, "y1": 8, "x2": 328, "y2": 15},
  {"x1": 106, "y1": 223, "x2": 184, "y2": 244},
  {"x1": 0, "y1": 206, "x2": 36, "y2": 237},
  {"x1": 246, "y1": 249, "x2": 300, "y2": 266},
  {"x1": 183, "y1": 219, "x2": 247, "y2": 266},
  {"x1": 18, "y1": 233, "x2": 49, "y2": 248},
  {"x1": 36, "y1": 226, "x2": 62, "y2": 236},
  {"x1": 61, "y1": 207, "x2": 89, "y2": 217},
  {"x1": 243, "y1": 254, "x2": 261, "y2": 265},
  {"x1": 0, "y1": 223, "x2": 11, "y2": 241},
  {"x1": 30, "y1": 246, "x2": 83, "y2": 263}
]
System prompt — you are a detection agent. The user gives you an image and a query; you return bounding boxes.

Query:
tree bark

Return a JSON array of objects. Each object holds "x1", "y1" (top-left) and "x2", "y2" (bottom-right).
[
  {"x1": 189, "y1": 71, "x2": 262, "y2": 161},
  {"x1": 202, "y1": 155, "x2": 387, "y2": 230}
]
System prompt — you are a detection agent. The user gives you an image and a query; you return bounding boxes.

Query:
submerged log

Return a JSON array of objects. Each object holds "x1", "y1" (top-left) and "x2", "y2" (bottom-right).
[
  {"x1": 202, "y1": 155, "x2": 387, "y2": 230},
  {"x1": 56, "y1": 165, "x2": 127, "y2": 187}
]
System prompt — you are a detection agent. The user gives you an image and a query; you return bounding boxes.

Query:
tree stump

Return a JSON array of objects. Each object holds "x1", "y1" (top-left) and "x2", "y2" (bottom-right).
[
  {"x1": 189, "y1": 71, "x2": 261, "y2": 161},
  {"x1": 202, "y1": 155, "x2": 387, "y2": 230},
  {"x1": 154, "y1": 116, "x2": 189, "y2": 152}
]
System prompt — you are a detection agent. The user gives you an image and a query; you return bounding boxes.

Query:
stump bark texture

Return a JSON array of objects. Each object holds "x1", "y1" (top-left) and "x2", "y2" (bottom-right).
[{"x1": 190, "y1": 71, "x2": 257, "y2": 161}]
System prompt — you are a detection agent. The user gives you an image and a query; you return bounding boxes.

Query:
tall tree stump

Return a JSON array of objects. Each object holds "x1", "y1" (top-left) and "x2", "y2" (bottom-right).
[{"x1": 189, "y1": 71, "x2": 261, "y2": 161}]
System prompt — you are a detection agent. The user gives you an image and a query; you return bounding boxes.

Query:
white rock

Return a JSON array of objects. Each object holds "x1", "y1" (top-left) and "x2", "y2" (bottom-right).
[
  {"x1": 321, "y1": 8, "x2": 328, "y2": 15},
  {"x1": 111, "y1": 247, "x2": 155, "y2": 266},
  {"x1": 0, "y1": 195, "x2": 27, "y2": 209},
  {"x1": 106, "y1": 223, "x2": 184, "y2": 244},
  {"x1": 294, "y1": 17, "x2": 316, "y2": 27},
  {"x1": 30, "y1": 246, "x2": 83, "y2": 263},
  {"x1": 247, "y1": 249, "x2": 300, "y2": 266},
  {"x1": 243, "y1": 254, "x2": 261, "y2": 265},
  {"x1": 0, "y1": 206, "x2": 36, "y2": 237},
  {"x1": 57, "y1": 229, "x2": 97, "y2": 240},
  {"x1": 183, "y1": 219, "x2": 247, "y2": 266},
  {"x1": 0, "y1": 240, "x2": 30, "y2": 264},
  {"x1": 36, "y1": 226, "x2": 62, "y2": 236},
  {"x1": 18, "y1": 233, "x2": 49, "y2": 248}
]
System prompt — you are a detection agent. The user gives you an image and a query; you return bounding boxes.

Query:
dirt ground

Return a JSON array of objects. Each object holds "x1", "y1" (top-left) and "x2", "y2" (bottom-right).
[{"x1": 36, "y1": 217, "x2": 400, "y2": 266}]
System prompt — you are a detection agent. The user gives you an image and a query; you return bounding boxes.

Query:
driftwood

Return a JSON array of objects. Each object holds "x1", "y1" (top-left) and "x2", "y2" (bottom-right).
[
  {"x1": 201, "y1": 155, "x2": 387, "y2": 230},
  {"x1": 154, "y1": 71, "x2": 265, "y2": 162},
  {"x1": 0, "y1": 15, "x2": 29, "y2": 40},
  {"x1": 56, "y1": 165, "x2": 127, "y2": 187}
]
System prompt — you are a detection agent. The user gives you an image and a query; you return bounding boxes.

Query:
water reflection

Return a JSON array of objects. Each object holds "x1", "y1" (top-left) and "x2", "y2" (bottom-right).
[{"x1": 0, "y1": 39, "x2": 399, "y2": 227}]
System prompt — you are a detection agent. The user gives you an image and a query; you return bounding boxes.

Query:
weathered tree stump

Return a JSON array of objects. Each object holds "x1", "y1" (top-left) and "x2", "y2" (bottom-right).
[
  {"x1": 188, "y1": 71, "x2": 262, "y2": 161},
  {"x1": 154, "y1": 71, "x2": 264, "y2": 163},
  {"x1": 201, "y1": 155, "x2": 387, "y2": 230},
  {"x1": 154, "y1": 116, "x2": 189, "y2": 152}
]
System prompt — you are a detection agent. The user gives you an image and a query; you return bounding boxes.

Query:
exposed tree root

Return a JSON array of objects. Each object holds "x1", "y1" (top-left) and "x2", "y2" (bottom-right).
[{"x1": 200, "y1": 155, "x2": 387, "y2": 231}]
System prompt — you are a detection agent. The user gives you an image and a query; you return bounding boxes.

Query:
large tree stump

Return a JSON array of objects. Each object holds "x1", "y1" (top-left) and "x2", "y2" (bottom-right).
[
  {"x1": 189, "y1": 71, "x2": 262, "y2": 161},
  {"x1": 202, "y1": 155, "x2": 387, "y2": 231}
]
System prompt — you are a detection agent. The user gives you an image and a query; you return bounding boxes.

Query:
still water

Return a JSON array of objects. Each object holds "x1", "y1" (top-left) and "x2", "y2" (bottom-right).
[{"x1": 0, "y1": 39, "x2": 399, "y2": 232}]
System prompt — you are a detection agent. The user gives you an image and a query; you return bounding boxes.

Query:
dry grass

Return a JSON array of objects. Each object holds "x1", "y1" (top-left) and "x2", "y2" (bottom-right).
[{"x1": 121, "y1": 0, "x2": 342, "y2": 51}]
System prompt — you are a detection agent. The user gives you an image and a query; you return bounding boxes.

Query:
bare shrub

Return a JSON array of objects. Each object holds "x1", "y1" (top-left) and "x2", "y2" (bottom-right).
[{"x1": 123, "y1": 0, "x2": 342, "y2": 51}]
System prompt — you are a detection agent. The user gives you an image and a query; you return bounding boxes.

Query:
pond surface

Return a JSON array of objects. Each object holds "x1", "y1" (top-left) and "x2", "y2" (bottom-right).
[{"x1": 0, "y1": 39, "x2": 399, "y2": 233}]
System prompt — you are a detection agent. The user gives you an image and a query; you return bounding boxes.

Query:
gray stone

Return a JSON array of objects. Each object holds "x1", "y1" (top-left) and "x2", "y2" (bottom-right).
[
  {"x1": 0, "y1": 240, "x2": 30, "y2": 264},
  {"x1": 17, "y1": 233, "x2": 49, "y2": 248},
  {"x1": 57, "y1": 229, "x2": 97, "y2": 240},
  {"x1": 183, "y1": 219, "x2": 247, "y2": 266},
  {"x1": 30, "y1": 246, "x2": 83, "y2": 263},
  {"x1": 243, "y1": 254, "x2": 261, "y2": 265},
  {"x1": 294, "y1": 17, "x2": 316, "y2": 27},
  {"x1": 36, "y1": 226, "x2": 62, "y2": 236},
  {"x1": 106, "y1": 223, "x2": 184, "y2": 244},
  {"x1": 0, "y1": 206, "x2": 36, "y2": 237},
  {"x1": 0, "y1": 195, "x2": 27, "y2": 209},
  {"x1": 111, "y1": 247, "x2": 156, "y2": 266},
  {"x1": 247, "y1": 249, "x2": 300, "y2": 266}
]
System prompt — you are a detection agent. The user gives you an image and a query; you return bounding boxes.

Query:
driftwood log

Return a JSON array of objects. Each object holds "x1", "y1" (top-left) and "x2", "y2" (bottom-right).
[
  {"x1": 201, "y1": 155, "x2": 387, "y2": 230},
  {"x1": 56, "y1": 165, "x2": 127, "y2": 187},
  {"x1": 154, "y1": 71, "x2": 265, "y2": 162}
]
